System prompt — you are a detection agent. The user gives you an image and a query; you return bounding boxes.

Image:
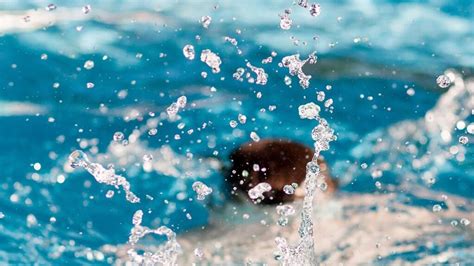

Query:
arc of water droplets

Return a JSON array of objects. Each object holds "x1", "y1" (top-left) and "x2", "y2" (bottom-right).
[
  {"x1": 127, "y1": 210, "x2": 182, "y2": 265},
  {"x1": 275, "y1": 103, "x2": 336, "y2": 265},
  {"x1": 68, "y1": 150, "x2": 140, "y2": 203}
]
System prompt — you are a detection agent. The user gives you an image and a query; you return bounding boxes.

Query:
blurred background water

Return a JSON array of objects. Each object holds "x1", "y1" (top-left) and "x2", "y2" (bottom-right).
[{"x1": 0, "y1": 0, "x2": 472, "y2": 264}]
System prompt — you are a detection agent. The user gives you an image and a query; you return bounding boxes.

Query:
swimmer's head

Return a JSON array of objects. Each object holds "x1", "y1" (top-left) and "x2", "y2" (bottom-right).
[{"x1": 227, "y1": 139, "x2": 337, "y2": 204}]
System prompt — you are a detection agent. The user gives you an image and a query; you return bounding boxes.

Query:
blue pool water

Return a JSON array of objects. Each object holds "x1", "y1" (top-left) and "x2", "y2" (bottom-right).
[{"x1": 0, "y1": 0, "x2": 472, "y2": 264}]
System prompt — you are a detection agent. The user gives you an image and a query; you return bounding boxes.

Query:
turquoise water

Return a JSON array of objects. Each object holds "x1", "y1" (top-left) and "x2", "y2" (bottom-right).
[{"x1": 0, "y1": 0, "x2": 472, "y2": 264}]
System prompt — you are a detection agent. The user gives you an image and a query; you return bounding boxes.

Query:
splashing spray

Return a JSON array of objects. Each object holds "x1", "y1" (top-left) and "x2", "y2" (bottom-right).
[
  {"x1": 68, "y1": 150, "x2": 140, "y2": 203},
  {"x1": 275, "y1": 104, "x2": 336, "y2": 265}
]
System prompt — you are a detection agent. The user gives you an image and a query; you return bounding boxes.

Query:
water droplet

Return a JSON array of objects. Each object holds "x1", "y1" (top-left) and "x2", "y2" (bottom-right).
[
  {"x1": 467, "y1": 123, "x2": 474, "y2": 134},
  {"x1": 309, "y1": 3, "x2": 321, "y2": 16},
  {"x1": 194, "y1": 248, "x2": 204, "y2": 259},
  {"x1": 68, "y1": 150, "x2": 90, "y2": 168},
  {"x1": 45, "y1": 4, "x2": 57, "y2": 11},
  {"x1": 229, "y1": 120, "x2": 238, "y2": 128},
  {"x1": 106, "y1": 190, "x2": 114, "y2": 198},
  {"x1": 406, "y1": 88, "x2": 415, "y2": 96},
  {"x1": 262, "y1": 56, "x2": 273, "y2": 64},
  {"x1": 26, "y1": 214, "x2": 38, "y2": 227},
  {"x1": 113, "y1": 132, "x2": 125, "y2": 142},
  {"x1": 248, "y1": 182, "x2": 271, "y2": 200},
  {"x1": 82, "y1": 5, "x2": 91, "y2": 14},
  {"x1": 280, "y1": 15, "x2": 292, "y2": 30},
  {"x1": 233, "y1": 67, "x2": 245, "y2": 81},
  {"x1": 460, "y1": 218, "x2": 471, "y2": 226},
  {"x1": 297, "y1": 0, "x2": 308, "y2": 8},
  {"x1": 283, "y1": 185, "x2": 295, "y2": 195},
  {"x1": 200, "y1": 15, "x2": 212, "y2": 28},
  {"x1": 253, "y1": 164, "x2": 260, "y2": 171},
  {"x1": 83, "y1": 60, "x2": 94, "y2": 70},
  {"x1": 250, "y1": 132, "x2": 260, "y2": 142},
  {"x1": 311, "y1": 123, "x2": 337, "y2": 150},
  {"x1": 177, "y1": 96, "x2": 187, "y2": 108},
  {"x1": 436, "y1": 75, "x2": 451, "y2": 88},
  {"x1": 432, "y1": 204, "x2": 442, "y2": 212},
  {"x1": 224, "y1": 36, "x2": 238, "y2": 46},
  {"x1": 276, "y1": 205, "x2": 295, "y2": 216},
  {"x1": 238, "y1": 114, "x2": 247, "y2": 124},
  {"x1": 316, "y1": 91, "x2": 325, "y2": 101},
  {"x1": 375, "y1": 181, "x2": 382, "y2": 189},
  {"x1": 459, "y1": 136, "x2": 468, "y2": 144},
  {"x1": 319, "y1": 182, "x2": 328, "y2": 191},
  {"x1": 182, "y1": 44, "x2": 195, "y2": 60},
  {"x1": 200, "y1": 49, "x2": 221, "y2": 73},
  {"x1": 192, "y1": 181, "x2": 213, "y2": 200},
  {"x1": 167, "y1": 96, "x2": 187, "y2": 119},
  {"x1": 148, "y1": 128, "x2": 157, "y2": 136},
  {"x1": 298, "y1": 102, "x2": 320, "y2": 119},
  {"x1": 132, "y1": 210, "x2": 143, "y2": 226},
  {"x1": 246, "y1": 62, "x2": 268, "y2": 85},
  {"x1": 281, "y1": 53, "x2": 316, "y2": 89},
  {"x1": 143, "y1": 154, "x2": 153, "y2": 162}
]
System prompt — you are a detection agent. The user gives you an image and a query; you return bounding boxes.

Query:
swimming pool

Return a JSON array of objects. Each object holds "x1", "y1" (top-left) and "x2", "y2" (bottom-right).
[{"x1": 0, "y1": 0, "x2": 472, "y2": 264}]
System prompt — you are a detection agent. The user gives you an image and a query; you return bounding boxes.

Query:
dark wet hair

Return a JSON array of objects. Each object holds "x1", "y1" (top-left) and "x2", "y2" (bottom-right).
[{"x1": 227, "y1": 139, "x2": 335, "y2": 204}]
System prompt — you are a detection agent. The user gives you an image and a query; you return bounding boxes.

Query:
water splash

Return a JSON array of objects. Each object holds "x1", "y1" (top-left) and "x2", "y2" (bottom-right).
[
  {"x1": 275, "y1": 103, "x2": 336, "y2": 265},
  {"x1": 248, "y1": 182, "x2": 272, "y2": 200},
  {"x1": 246, "y1": 62, "x2": 268, "y2": 85},
  {"x1": 276, "y1": 204, "x2": 296, "y2": 227},
  {"x1": 127, "y1": 210, "x2": 182, "y2": 265},
  {"x1": 192, "y1": 181, "x2": 213, "y2": 200},
  {"x1": 200, "y1": 49, "x2": 222, "y2": 73},
  {"x1": 68, "y1": 150, "x2": 140, "y2": 203},
  {"x1": 298, "y1": 102, "x2": 320, "y2": 119},
  {"x1": 280, "y1": 52, "x2": 317, "y2": 89},
  {"x1": 279, "y1": 11, "x2": 292, "y2": 30},
  {"x1": 350, "y1": 70, "x2": 473, "y2": 186},
  {"x1": 167, "y1": 96, "x2": 187, "y2": 120}
]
